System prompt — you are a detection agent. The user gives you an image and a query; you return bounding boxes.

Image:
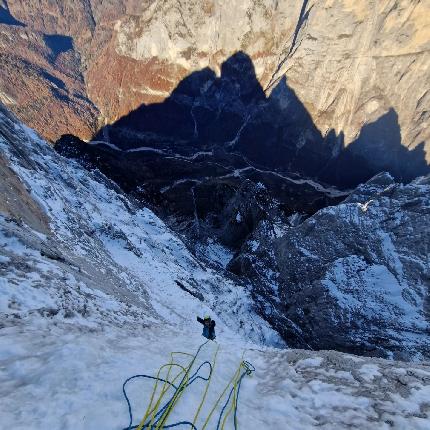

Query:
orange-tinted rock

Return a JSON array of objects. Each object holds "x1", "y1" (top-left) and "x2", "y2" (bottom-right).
[
  {"x1": 1, "y1": 0, "x2": 429, "y2": 167},
  {"x1": 0, "y1": 23, "x2": 98, "y2": 141}
]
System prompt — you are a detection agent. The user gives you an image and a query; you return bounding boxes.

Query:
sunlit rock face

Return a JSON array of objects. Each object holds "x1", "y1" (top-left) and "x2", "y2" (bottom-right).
[
  {"x1": 1, "y1": 0, "x2": 429, "y2": 183},
  {"x1": 0, "y1": 7, "x2": 98, "y2": 141}
]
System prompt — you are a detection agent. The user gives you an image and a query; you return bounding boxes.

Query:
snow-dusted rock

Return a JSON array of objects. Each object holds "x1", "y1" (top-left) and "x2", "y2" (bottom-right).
[
  {"x1": 0, "y1": 103, "x2": 280, "y2": 345},
  {"x1": 233, "y1": 172, "x2": 430, "y2": 360}
]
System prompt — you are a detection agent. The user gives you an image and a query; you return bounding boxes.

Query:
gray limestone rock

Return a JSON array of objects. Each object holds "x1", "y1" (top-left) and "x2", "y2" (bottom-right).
[{"x1": 234, "y1": 172, "x2": 430, "y2": 360}]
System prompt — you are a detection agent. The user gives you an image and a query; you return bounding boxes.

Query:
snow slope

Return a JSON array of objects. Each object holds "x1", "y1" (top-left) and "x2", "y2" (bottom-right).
[
  {"x1": 0, "y1": 104, "x2": 279, "y2": 345},
  {"x1": 1, "y1": 104, "x2": 430, "y2": 429},
  {"x1": 2, "y1": 323, "x2": 430, "y2": 429}
]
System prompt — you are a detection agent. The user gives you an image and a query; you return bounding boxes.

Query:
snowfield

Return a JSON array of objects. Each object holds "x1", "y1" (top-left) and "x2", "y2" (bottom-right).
[
  {"x1": 1, "y1": 104, "x2": 430, "y2": 429},
  {"x1": 2, "y1": 323, "x2": 430, "y2": 429}
]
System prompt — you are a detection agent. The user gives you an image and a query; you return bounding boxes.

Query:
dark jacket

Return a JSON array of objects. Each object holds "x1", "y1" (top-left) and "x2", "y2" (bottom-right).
[{"x1": 197, "y1": 317, "x2": 216, "y2": 340}]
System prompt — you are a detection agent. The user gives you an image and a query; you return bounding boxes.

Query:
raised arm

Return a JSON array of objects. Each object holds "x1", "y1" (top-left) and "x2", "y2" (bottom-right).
[{"x1": 197, "y1": 316, "x2": 204, "y2": 324}]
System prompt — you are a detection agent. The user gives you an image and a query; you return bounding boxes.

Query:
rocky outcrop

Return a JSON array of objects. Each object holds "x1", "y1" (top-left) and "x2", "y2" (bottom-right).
[
  {"x1": 0, "y1": 153, "x2": 50, "y2": 234},
  {"x1": 55, "y1": 51, "x2": 349, "y2": 249},
  {"x1": 1, "y1": 0, "x2": 428, "y2": 181},
  {"x1": 231, "y1": 172, "x2": 430, "y2": 361},
  {"x1": 3, "y1": 100, "x2": 430, "y2": 429},
  {"x1": 55, "y1": 128, "x2": 344, "y2": 251}
]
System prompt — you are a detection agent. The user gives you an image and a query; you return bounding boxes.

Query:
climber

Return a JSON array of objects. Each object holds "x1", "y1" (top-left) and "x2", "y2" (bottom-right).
[{"x1": 197, "y1": 315, "x2": 216, "y2": 340}]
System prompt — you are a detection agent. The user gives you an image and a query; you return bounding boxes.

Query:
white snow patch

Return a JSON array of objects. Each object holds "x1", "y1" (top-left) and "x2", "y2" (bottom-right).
[
  {"x1": 249, "y1": 240, "x2": 259, "y2": 252},
  {"x1": 321, "y1": 255, "x2": 423, "y2": 329},
  {"x1": 0, "y1": 255, "x2": 10, "y2": 263},
  {"x1": 359, "y1": 364, "x2": 382, "y2": 381},
  {"x1": 296, "y1": 357, "x2": 324, "y2": 368}
]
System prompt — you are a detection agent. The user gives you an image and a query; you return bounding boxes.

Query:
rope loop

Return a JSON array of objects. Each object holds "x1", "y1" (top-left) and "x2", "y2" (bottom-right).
[
  {"x1": 121, "y1": 341, "x2": 254, "y2": 430},
  {"x1": 241, "y1": 361, "x2": 255, "y2": 375}
]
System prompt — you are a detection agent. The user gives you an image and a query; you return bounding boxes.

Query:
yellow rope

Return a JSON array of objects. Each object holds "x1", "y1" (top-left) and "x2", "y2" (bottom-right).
[
  {"x1": 155, "y1": 370, "x2": 189, "y2": 430},
  {"x1": 200, "y1": 355, "x2": 245, "y2": 430},
  {"x1": 192, "y1": 344, "x2": 220, "y2": 427},
  {"x1": 136, "y1": 349, "x2": 198, "y2": 430},
  {"x1": 220, "y1": 377, "x2": 237, "y2": 430},
  {"x1": 133, "y1": 342, "x2": 250, "y2": 430},
  {"x1": 136, "y1": 362, "x2": 187, "y2": 430},
  {"x1": 140, "y1": 345, "x2": 208, "y2": 430}
]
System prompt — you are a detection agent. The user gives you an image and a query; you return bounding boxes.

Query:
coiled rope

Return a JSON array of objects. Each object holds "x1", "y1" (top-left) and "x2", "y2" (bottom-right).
[{"x1": 121, "y1": 341, "x2": 254, "y2": 430}]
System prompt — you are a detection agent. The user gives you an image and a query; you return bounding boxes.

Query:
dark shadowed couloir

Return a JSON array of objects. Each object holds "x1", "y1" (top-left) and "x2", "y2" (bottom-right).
[{"x1": 55, "y1": 51, "x2": 429, "y2": 246}]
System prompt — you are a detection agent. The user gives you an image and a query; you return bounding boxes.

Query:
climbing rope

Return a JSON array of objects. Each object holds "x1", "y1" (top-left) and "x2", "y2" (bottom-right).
[
  {"x1": 123, "y1": 341, "x2": 212, "y2": 430},
  {"x1": 200, "y1": 354, "x2": 254, "y2": 430},
  {"x1": 216, "y1": 361, "x2": 255, "y2": 430},
  {"x1": 121, "y1": 341, "x2": 255, "y2": 430}
]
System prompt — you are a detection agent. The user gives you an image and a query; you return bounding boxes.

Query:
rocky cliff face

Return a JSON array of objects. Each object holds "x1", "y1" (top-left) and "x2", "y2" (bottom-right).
[
  {"x1": 230, "y1": 172, "x2": 430, "y2": 360},
  {"x1": 1, "y1": 100, "x2": 429, "y2": 364},
  {"x1": 1, "y1": 1, "x2": 429, "y2": 361},
  {"x1": 54, "y1": 52, "x2": 347, "y2": 250},
  {"x1": 1, "y1": 0, "x2": 429, "y2": 183}
]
